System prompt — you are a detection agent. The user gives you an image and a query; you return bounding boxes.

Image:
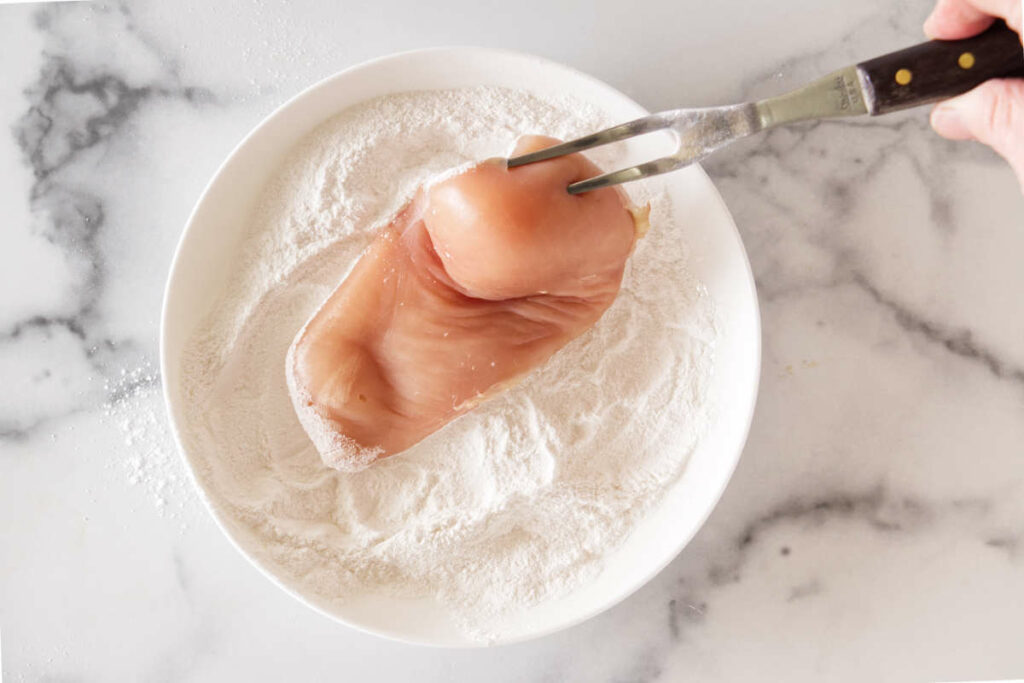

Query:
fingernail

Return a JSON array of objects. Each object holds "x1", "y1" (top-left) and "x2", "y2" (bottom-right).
[
  {"x1": 922, "y1": 0, "x2": 947, "y2": 37},
  {"x1": 931, "y1": 103, "x2": 971, "y2": 140}
]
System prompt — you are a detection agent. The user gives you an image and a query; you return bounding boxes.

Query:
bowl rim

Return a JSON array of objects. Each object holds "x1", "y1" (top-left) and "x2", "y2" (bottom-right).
[{"x1": 159, "y1": 44, "x2": 761, "y2": 648}]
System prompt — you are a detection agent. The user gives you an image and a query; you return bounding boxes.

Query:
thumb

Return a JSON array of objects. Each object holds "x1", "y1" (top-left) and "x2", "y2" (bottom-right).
[
  {"x1": 924, "y1": 0, "x2": 995, "y2": 39},
  {"x1": 931, "y1": 79, "x2": 1024, "y2": 188}
]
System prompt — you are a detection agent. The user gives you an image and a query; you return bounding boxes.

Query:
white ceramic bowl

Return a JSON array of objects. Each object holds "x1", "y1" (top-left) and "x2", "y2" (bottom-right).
[{"x1": 161, "y1": 47, "x2": 760, "y2": 647}]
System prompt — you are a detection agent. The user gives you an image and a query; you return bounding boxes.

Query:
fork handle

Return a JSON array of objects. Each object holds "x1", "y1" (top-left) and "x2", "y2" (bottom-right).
[{"x1": 857, "y1": 20, "x2": 1024, "y2": 115}]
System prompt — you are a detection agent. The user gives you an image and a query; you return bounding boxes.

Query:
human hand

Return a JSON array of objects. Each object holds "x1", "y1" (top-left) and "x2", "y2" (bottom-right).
[{"x1": 924, "y1": 0, "x2": 1024, "y2": 189}]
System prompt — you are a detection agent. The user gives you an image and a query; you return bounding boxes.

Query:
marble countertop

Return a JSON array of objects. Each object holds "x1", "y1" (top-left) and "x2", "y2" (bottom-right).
[{"x1": 2, "y1": 0, "x2": 1022, "y2": 680}]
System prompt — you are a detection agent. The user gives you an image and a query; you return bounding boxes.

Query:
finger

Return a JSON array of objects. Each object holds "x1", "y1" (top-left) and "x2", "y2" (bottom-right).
[
  {"x1": 931, "y1": 79, "x2": 1024, "y2": 190},
  {"x1": 924, "y1": 0, "x2": 1022, "y2": 38},
  {"x1": 925, "y1": 0, "x2": 996, "y2": 38}
]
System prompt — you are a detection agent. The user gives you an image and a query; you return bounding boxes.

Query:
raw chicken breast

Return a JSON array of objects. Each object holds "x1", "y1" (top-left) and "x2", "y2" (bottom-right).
[{"x1": 286, "y1": 135, "x2": 648, "y2": 471}]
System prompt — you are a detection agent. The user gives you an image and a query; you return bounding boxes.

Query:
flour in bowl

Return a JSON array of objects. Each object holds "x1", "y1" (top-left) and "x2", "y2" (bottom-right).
[{"x1": 179, "y1": 86, "x2": 717, "y2": 641}]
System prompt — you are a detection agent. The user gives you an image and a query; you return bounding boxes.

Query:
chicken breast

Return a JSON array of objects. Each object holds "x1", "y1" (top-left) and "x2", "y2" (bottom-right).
[{"x1": 286, "y1": 135, "x2": 648, "y2": 470}]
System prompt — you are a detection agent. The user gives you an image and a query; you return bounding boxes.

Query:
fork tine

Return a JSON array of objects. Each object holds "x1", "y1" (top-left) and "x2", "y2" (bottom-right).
[
  {"x1": 506, "y1": 114, "x2": 672, "y2": 168},
  {"x1": 566, "y1": 156, "x2": 689, "y2": 194}
]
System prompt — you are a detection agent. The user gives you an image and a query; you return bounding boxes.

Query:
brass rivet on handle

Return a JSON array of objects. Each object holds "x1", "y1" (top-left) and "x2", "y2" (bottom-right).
[
  {"x1": 895, "y1": 68, "x2": 913, "y2": 85},
  {"x1": 958, "y1": 51, "x2": 976, "y2": 69}
]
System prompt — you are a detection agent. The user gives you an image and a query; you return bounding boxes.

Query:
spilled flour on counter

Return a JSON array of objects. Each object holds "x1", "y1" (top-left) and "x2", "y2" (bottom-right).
[
  {"x1": 179, "y1": 87, "x2": 717, "y2": 641},
  {"x1": 103, "y1": 361, "x2": 195, "y2": 524}
]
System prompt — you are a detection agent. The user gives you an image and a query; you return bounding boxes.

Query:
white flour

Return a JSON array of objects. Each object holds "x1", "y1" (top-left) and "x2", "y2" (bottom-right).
[
  {"x1": 103, "y1": 361, "x2": 195, "y2": 526},
  {"x1": 179, "y1": 87, "x2": 717, "y2": 640}
]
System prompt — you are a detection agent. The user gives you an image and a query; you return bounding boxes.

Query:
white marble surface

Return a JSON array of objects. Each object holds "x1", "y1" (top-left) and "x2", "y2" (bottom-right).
[{"x1": 1, "y1": 0, "x2": 1022, "y2": 680}]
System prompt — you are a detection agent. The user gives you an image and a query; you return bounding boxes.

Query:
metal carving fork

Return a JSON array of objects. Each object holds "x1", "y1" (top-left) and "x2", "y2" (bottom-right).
[{"x1": 507, "y1": 21, "x2": 1024, "y2": 194}]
